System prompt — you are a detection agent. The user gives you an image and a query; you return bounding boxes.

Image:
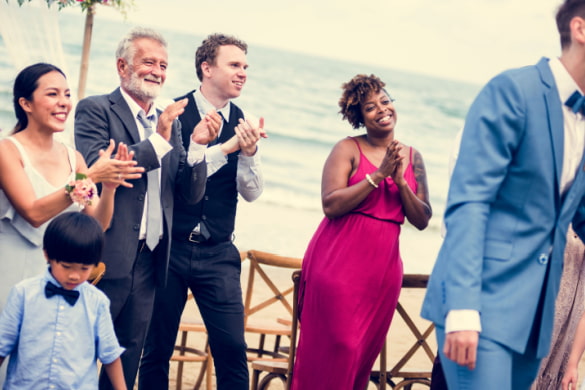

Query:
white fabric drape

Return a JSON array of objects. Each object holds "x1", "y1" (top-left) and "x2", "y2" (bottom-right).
[{"x1": 0, "y1": 0, "x2": 74, "y2": 145}]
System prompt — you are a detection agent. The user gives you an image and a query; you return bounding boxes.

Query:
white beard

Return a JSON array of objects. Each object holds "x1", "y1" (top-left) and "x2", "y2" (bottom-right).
[{"x1": 124, "y1": 70, "x2": 162, "y2": 102}]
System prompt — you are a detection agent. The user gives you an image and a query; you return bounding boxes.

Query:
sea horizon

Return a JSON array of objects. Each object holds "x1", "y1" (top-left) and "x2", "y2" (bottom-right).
[{"x1": 0, "y1": 9, "x2": 481, "y2": 273}]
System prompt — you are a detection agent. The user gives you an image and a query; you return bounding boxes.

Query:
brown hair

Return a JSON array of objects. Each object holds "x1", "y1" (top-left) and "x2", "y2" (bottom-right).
[
  {"x1": 195, "y1": 33, "x2": 248, "y2": 81},
  {"x1": 338, "y1": 74, "x2": 388, "y2": 129},
  {"x1": 556, "y1": 0, "x2": 585, "y2": 49}
]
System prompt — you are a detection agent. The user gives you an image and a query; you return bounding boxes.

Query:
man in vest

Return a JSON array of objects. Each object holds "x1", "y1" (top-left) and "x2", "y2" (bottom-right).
[{"x1": 138, "y1": 33, "x2": 265, "y2": 390}]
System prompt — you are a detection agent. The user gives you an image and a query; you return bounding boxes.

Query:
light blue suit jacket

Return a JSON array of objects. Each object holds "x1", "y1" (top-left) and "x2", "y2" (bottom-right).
[{"x1": 421, "y1": 57, "x2": 585, "y2": 358}]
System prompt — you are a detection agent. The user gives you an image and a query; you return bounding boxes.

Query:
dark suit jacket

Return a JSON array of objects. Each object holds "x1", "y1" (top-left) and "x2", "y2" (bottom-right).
[{"x1": 74, "y1": 87, "x2": 206, "y2": 287}]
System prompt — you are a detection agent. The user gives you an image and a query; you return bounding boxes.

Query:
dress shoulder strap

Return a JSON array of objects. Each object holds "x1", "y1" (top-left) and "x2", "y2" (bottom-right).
[
  {"x1": 65, "y1": 144, "x2": 77, "y2": 174},
  {"x1": 349, "y1": 136, "x2": 363, "y2": 155},
  {"x1": 6, "y1": 136, "x2": 32, "y2": 168}
]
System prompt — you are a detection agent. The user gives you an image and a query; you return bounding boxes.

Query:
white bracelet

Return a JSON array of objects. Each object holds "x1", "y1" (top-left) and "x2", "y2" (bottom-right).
[{"x1": 365, "y1": 173, "x2": 378, "y2": 188}]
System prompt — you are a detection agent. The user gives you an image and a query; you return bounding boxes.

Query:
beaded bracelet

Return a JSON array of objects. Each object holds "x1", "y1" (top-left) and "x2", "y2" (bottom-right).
[
  {"x1": 365, "y1": 173, "x2": 378, "y2": 189},
  {"x1": 65, "y1": 173, "x2": 97, "y2": 207}
]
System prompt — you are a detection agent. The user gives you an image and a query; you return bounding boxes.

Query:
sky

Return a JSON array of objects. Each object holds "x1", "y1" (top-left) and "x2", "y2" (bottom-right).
[{"x1": 80, "y1": 0, "x2": 563, "y2": 86}]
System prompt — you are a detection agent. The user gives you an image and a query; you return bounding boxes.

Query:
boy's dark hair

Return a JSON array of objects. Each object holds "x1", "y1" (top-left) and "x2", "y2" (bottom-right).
[{"x1": 43, "y1": 212, "x2": 104, "y2": 266}]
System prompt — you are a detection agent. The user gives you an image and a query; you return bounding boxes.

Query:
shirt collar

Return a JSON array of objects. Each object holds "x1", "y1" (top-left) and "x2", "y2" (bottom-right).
[
  {"x1": 43, "y1": 267, "x2": 81, "y2": 291},
  {"x1": 193, "y1": 88, "x2": 231, "y2": 121},
  {"x1": 120, "y1": 87, "x2": 157, "y2": 120},
  {"x1": 549, "y1": 56, "x2": 584, "y2": 104}
]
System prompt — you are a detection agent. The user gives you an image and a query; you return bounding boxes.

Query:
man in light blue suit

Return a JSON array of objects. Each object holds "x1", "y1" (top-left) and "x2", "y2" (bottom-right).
[{"x1": 421, "y1": 1, "x2": 585, "y2": 388}]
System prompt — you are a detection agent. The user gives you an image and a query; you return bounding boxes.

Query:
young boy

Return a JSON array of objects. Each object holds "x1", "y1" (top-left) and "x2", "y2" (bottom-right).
[{"x1": 0, "y1": 212, "x2": 126, "y2": 389}]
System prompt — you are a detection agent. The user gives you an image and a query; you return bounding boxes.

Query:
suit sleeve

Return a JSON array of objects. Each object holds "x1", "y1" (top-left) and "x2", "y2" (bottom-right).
[
  {"x1": 171, "y1": 119, "x2": 206, "y2": 205},
  {"x1": 74, "y1": 96, "x2": 160, "y2": 174},
  {"x1": 442, "y1": 73, "x2": 527, "y2": 312}
]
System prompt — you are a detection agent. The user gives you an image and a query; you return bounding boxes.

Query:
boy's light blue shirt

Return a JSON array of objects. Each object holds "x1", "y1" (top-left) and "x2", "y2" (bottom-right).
[{"x1": 0, "y1": 269, "x2": 124, "y2": 389}]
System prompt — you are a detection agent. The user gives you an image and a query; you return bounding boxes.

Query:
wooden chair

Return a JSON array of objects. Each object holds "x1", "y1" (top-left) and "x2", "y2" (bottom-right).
[
  {"x1": 89, "y1": 262, "x2": 106, "y2": 285},
  {"x1": 250, "y1": 270, "x2": 301, "y2": 390},
  {"x1": 170, "y1": 293, "x2": 213, "y2": 390},
  {"x1": 243, "y1": 250, "x2": 302, "y2": 361},
  {"x1": 370, "y1": 274, "x2": 435, "y2": 389}
]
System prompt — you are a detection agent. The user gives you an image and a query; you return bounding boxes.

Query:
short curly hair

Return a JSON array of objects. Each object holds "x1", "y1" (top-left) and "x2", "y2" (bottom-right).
[
  {"x1": 195, "y1": 33, "x2": 248, "y2": 82},
  {"x1": 338, "y1": 74, "x2": 388, "y2": 129}
]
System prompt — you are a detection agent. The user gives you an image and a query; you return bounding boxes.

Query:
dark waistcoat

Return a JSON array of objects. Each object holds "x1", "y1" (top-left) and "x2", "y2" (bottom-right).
[{"x1": 172, "y1": 91, "x2": 244, "y2": 243}]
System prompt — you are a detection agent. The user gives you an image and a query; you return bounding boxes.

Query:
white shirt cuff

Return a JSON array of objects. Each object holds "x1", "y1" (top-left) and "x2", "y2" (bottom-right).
[
  {"x1": 148, "y1": 132, "x2": 172, "y2": 160},
  {"x1": 187, "y1": 140, "x2": 207, "y2": 165},
  {"x1": 445, "y1": 310, "x2": 482, "y2": 333}
]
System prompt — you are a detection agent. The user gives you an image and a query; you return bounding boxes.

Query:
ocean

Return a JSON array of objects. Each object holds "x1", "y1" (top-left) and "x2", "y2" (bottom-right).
[{"x1": 0, "y1": 10, "x2": 482, "y2": 274}]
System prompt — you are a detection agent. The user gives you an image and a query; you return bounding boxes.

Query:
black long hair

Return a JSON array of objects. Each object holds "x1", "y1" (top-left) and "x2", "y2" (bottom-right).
[{"x1": 12, "y1": 62, "x2": 66, "y2": 134}]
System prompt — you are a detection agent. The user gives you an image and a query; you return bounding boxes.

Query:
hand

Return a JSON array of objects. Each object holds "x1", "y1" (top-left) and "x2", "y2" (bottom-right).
[
  {"x1": 443, "y1": 330, "x2": 479, "y2": 370},
  {"x1": 90, "y1": 140, "x2": 144, "y2": 189},
  {"x1": 192, "y1": 110, "x2": 221, "y2": 145},
  {"x1": 562, "y1": 366, "x2": 579, "y2": 390},
  {"x1": 246, "y1": 114, "x2": 268, "y2": 139},
  {"x1": 156, "y1": 98, "x2": 188, "y2": 141},
  {"x1": 387, "y1": 140, "x2": 405, "y2": 185},
  {"x1": 220, "y1": 134, "x2": 240, "y2": 155},
  {"x1": 236, "y1": 117, "x2": 265, "y2": 156}
]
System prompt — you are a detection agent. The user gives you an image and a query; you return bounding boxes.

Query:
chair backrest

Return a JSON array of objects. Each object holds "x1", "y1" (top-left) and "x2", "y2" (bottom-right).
[
  {"x1": 89, "y1": 262, "x2": 106, "y2": 286},
  {"x1": 243, "y1": 250, "x2": 302, "y2": 326},
  {"x1": 285, "y1": 270, "x2": 301, "y2": 389}
]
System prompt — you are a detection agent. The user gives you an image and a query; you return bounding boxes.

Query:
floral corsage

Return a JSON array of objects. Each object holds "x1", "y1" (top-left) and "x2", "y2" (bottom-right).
[{"x1": 65, "y1": 173, "x2": 97, "y2": 207}]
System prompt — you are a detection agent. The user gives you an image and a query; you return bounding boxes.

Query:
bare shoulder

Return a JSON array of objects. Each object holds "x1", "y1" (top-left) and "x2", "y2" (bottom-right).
[
  {"x1": 0, "y1": 137, "x2": 20, "y2": 158},
  {"x1": 401, "y1": 143, "x2": 424, "y2": 164},
  {"x1": 324, "y1": 136, "x2": 361, "y2": 172},
  {"x1": 331, "y1": 136, "x2": 361, "y2": 156}
]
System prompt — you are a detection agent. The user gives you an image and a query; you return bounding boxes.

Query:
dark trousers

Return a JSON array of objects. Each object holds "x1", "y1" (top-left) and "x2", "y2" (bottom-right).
[
  {"x1": 431, "y1": 354, "x2": 448, "y2": 390},
  {"x1": 138, "y1": 239, "x2": 249, "y2": 390},
  {"x1": 99, "y1": 244, "x2": 157, "y2": 390}
]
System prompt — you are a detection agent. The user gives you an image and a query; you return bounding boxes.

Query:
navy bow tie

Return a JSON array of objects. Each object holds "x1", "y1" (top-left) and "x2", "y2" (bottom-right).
[
  {"x1": 45, "y1": 281, "x2": 79, "y2": 306},
  {"x1": 565, "y1": 91, "x2": 585, "y2": 115}
]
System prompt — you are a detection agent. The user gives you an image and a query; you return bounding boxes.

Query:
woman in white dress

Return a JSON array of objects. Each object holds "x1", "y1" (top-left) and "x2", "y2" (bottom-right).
[{"x1": 0, "y1": 63, "x2": 143, "y2": 382}]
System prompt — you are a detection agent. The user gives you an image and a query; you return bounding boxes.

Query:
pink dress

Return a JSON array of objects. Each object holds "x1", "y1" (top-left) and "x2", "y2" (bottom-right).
[{"x1": 292, "y1": 137, "x2": 417, "y2": 389}]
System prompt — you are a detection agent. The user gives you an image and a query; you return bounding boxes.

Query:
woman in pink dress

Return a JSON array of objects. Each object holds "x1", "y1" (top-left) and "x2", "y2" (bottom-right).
[{"x1": 292, "y1": 74, "x2": 432, "y2": 390}]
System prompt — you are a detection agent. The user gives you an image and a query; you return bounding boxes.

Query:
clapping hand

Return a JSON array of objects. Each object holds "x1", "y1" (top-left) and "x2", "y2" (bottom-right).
[
  {"x1": 236, "y1": 117, "x2": 266, "y2": 156},
  {"x1": 220, "y1": 116, "x2": 267, "y2": 156},
  {"x1": 91, "y1": 139, "x2": 144, "y2": 189},
  {"x1": 191, "y1": 109, "x2": 221, "y2": 145},
  {"x1": 157, "y1": 98, "x2": 189, "y2": 141},
  {"x1": 378, "y1": 140, "x2": 405, "y2": 186}
]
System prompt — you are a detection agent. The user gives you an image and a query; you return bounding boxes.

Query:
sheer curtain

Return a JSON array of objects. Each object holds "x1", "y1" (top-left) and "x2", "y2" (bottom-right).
[{"x1": 0, "y1": 0, "x2": 74, "y2": 145}]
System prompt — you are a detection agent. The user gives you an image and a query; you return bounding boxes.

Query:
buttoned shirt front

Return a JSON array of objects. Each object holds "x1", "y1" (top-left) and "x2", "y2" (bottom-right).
[{"x1": 0, "y1": 270, "x2": 124, "y2": 389}]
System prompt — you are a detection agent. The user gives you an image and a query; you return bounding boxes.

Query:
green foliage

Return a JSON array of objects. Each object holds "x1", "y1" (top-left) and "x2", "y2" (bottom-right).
[{"x1": 11, "y1": 0, "x2": 133, "y2": 16}]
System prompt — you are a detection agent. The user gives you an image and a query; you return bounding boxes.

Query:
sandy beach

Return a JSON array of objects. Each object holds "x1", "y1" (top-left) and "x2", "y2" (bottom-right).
[
  {"x1": 168, "y1": 260, "x2": 437, "y2": 390},
  {"x1": 163, "y1": 200, "x2": 585, "y2": 389}
]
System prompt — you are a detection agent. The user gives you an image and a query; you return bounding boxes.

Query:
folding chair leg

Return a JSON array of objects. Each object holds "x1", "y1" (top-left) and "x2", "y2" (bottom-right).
[
  {"x1": 251, "y1": 368, "x2": 261, "y2": 390},
  {"x1": 379, "y1": 340, "x2": 387, "y2": 390},
  {"x1": 205, "y1": 346, "x2": 213, "y2": 390}
]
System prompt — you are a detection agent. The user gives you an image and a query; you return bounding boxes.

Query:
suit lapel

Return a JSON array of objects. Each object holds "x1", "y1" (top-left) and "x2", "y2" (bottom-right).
[
  {"x1": 109, "y1": 88, "x2": 141, "y2": 145},
  {"x1": 537, "y1": 58, "x2": 564, "y2": 207}
]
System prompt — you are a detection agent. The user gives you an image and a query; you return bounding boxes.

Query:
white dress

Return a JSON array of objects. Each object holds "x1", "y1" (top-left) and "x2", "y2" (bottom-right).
[
  {"x1": 0, "y1": 137, "x2": 81, "y2": 310},
  {"x1": 0, "y1": 137, "x2": 81, "y2": 384}
]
